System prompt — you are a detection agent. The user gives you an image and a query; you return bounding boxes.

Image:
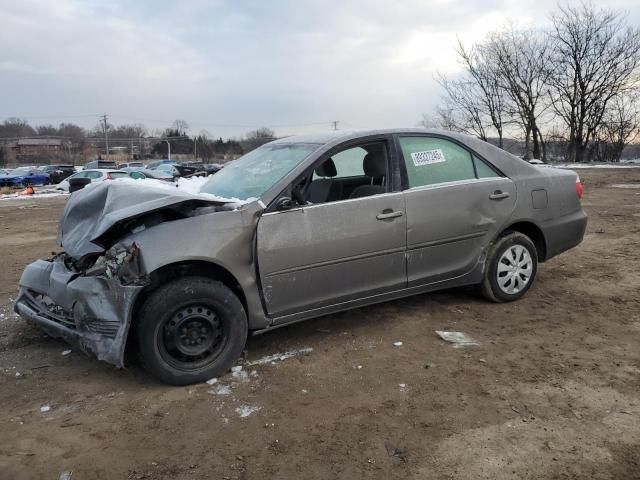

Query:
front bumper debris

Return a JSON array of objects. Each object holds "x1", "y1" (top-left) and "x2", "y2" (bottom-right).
[{"x1": 14, "y1": 247, "x2": 147, "y2": 367}]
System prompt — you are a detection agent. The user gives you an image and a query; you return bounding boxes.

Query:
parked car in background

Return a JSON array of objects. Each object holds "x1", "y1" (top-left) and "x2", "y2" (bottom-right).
[
  {"x1": 146, "y1": 159, "x2": 175, "y2": 170},
  {"x1": 15, "y1": 128, "x2": 587, "y2": 385},
  {"x1": 55, "y1": 169, "x2": 129, "y2": 192},
  {"x1": 0, "y1": 167, "x2": 50, "y2": 187},
  {"x1": 84, "y1": 159, "x2": 118, "y2": 170},
  {"x1": 118, "y1": 162, "x2": 144, "y2": 169},
  {"x1": 41, "y1": 165, "x2": 76, "y2": 184},
  {"x1": 0, "y1": 169, "x2": 9, "y2": 175},
  {"x1": 122, "y1": 167, "x2": 173, "y2": 181},
  {"x1": 194, "y1": 163, "x2": 224, "y2": 176}
]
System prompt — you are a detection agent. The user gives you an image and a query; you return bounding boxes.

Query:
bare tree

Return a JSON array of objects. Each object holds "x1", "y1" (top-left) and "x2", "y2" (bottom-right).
[
  {"x1": 0, "y1": 118, "x2": 36, "y2": 138},
  {"x1": 549, "y1": 3, "x2": 640, "y2": 162},
  {"x1": 171, "y1": 119, "x2": 190, "y2": 136},
  {"x1": 436, "y1": 75, "x2": 491, "y2": 141},
  {"x1": 485, "y1": 28, "x2": 554, "y2": 160},
  {"x1": 241, "y1": 127, "x2": 276, "y2": 152},
  {"x1": 591, "y1": 92, "x2": 640, "y2": 162}
]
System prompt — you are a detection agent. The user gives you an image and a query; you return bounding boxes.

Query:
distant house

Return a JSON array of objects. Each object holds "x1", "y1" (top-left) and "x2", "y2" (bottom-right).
[{"x1": 10, "y1": 138, "x2": 63, "y2": 160}]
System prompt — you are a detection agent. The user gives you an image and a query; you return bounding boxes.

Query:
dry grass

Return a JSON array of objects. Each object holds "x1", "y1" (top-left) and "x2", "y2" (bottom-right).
[{"x1": 0, "y1": 186, "x2": 17, "y2": 195}]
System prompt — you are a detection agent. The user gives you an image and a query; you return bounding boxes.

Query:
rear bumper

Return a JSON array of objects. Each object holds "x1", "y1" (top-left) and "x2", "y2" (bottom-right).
[
  {"x1": 14, "y1": 257, "x2": 145, "y2": 367},
  {"x1": 542, "y1": 208, "x2": 587, "y2": 261}
]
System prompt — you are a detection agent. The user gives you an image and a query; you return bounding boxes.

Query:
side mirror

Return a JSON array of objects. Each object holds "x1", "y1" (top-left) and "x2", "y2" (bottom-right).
[{"x1": 276, "y1": 196, "x2": 293, "y2": 210}]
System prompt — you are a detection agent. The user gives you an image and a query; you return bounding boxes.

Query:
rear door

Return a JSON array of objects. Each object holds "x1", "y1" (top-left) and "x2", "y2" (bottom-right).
[
  {"x1": 397, "y1": 135, "x2": 517, "y2": 286},
  {"x1": 256, "y1": 138, "x2": 407, "y2": 319}
]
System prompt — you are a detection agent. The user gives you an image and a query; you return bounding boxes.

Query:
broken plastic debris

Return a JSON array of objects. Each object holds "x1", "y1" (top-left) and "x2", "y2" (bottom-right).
[
  {"x1": 40, "y1": 404, "x2": 51, "y2": 413},
  {"x1": 61, "y1": 350, "x2": 72, "y2": 356},
  {"x1": 435, "y1": 331, "x2": 479, "y2": 347},
  {"x1": 208, "y1": 385, "x2": 232, "y2": 396},
  {"x1": 393, "y1": 341, "x2": 403, "y2": 347},
  {"x1": 246, "y1": 347, "x2": 313, "y2": 366},
  {"x1": 235, "y1": 405, "x2": 261, "y2": 418}
]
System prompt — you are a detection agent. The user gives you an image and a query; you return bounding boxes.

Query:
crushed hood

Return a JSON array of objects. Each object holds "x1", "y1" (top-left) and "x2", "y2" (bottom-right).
[{"x1": 58, "y1": 181, "x2": 224, "y2": 259}]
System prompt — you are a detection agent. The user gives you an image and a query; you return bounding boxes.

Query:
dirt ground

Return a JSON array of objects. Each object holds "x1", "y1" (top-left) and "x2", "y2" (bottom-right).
[{"x1": 0, "y1": 169, "x2": 639, "y2": 480}]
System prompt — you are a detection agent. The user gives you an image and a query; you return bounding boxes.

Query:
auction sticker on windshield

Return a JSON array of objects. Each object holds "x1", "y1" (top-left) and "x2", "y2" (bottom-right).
[{"x1": 411, "y1": 149, "x2": 446, "y2": 166}]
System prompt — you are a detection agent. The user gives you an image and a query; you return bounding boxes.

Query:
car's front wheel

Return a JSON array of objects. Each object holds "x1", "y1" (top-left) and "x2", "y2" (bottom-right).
[
  {"x1": 136, "y1": 276, "x2": 248, "y2": 385},
  {"x1": 481, "y1": 231, "x2": 538, "y2": 303}
]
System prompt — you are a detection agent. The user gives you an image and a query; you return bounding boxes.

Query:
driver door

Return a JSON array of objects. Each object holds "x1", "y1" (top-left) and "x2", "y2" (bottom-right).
[{"x1": 256, "y1": 140, "x2": 407, "y2": 319}]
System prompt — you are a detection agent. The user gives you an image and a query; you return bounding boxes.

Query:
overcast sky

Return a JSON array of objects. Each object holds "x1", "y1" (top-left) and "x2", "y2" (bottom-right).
[{"x1": 1, "y1": 0, "x2": 638, "y2": 137}]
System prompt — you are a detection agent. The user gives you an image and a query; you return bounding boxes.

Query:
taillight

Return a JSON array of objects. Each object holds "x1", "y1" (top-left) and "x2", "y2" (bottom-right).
[
  {"x1": 106, "y1": 173, "x2": 113, "y2": 180},
  {"x1": 575, "y1": 176, "x2": 583, "y2": 199}
]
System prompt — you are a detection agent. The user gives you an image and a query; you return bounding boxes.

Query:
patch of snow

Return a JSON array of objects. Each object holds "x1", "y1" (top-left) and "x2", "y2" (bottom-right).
[
  {"x1": 393, "y1": 341, "x2": 403, "y2": 347},
  {"x1": 40, "y1": 404, "x2": 51, "y2": 413},
  {"x1": 231, "y1": 369, "x2": 250, "y2": 383},
  {"x1": 0, "y1": 190, "x2": 69, "y2": 201},
  {"x1": 109, "y1": 176, "x2": 256, "y2": 205},
  {"x1": 553, "y1": 163, "x2": 640, "y2": 169},
  {"x1": 235, "y1": 405, "x2": 261, "y2": 418},
  {"x1": 246, "y1": 347, "x2": 313, "y2": 366},
  {"x1": 609, "y1": 184, "x2": 640, "y2": 189},
  {"x1": 435, "y1": 331, "x2": 480, "y2": 347},
  {"x1": 205, "y1": 378, "x2": 218, "y2": 385},
  {"x1": 61, "y1": 349, "x2": 72, "y2": 356},
  {"x1": 208, "y1": 385, "x2": 232, "y2": 396}
]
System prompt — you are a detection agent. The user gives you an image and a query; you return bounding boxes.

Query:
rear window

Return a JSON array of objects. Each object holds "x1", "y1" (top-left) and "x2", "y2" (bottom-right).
[{"x1": 110, "y1": 172, "x2": 129, "y2": 179}]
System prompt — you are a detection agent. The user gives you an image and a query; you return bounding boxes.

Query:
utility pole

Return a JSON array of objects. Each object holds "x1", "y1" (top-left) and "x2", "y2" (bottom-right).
[
  {"x1": 101, "y1": 114, "x2": 109, "y2": 160},
  {"x1": 194, "y1": 137, "x2": 197, "y2": 161},
  {"x1": 331, "y1": 120, "x2": 339, "y2": 131},
  {"x1": 164, "y1": 139, "x2": 171, "y2": 161}
]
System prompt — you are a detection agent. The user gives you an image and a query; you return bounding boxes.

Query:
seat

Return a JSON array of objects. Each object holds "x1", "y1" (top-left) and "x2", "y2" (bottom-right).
[
  {"x1": 307, "y1": 158, "x2": 342, "y2": 203},
  {"x1": 349, "y1": 151, "x2": 387, "y2": 199}
]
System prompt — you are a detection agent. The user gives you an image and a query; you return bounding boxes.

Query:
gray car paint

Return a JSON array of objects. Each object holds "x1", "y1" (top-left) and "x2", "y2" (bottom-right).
[{"x1": 15, "y1": 128, "x2": 587, "y2": 368}]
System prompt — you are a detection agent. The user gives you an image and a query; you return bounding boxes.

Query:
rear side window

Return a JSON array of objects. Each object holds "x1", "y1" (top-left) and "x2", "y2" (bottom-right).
[
  {"x1": 399, "y1": 137, "x2": 476, "y2": 187},
  {"x1": 86, "y1": 171, "x2": 103, "y2": 179},
  {"x1": 473, "y1": 155, "x2": 501, "y2": 178},
  {"x1": 110, "y1": 172, "x2": 129, "y2": 179}
]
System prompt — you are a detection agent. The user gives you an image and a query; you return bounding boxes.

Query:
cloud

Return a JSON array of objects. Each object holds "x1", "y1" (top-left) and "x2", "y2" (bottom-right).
[{"x1": 0, "y1": 0, "x2": 637, "y2": 136}]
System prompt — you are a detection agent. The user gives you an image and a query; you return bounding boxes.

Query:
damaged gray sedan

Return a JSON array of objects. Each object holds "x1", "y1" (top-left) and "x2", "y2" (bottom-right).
[{"x1": 15, "y1": 129, "x2": 587, "y2": 385}]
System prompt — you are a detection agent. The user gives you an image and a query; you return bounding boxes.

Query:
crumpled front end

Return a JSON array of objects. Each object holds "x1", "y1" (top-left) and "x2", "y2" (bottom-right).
[{"x1": 14, "y1": 245, "x2": 148, "y2": 367}]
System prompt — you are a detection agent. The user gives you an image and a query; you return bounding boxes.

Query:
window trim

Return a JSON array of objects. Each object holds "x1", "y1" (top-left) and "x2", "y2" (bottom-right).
[{"x1": 393, "y1": 133, "x2": 506, "y2": 190}]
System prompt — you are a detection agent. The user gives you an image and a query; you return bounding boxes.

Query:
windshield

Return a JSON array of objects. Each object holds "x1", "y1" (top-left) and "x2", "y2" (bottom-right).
[
  {"x1": 9, "y1": 167, "x2": 31, "y2": 175},
  {"x1": 200, "y1": 143, "x2": 319, "y2": 200}
]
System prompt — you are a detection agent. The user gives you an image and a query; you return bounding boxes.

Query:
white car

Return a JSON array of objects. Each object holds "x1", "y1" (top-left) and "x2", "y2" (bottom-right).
[{"x1": 56, "y1": 169, "x2": 129, "y2": 192}]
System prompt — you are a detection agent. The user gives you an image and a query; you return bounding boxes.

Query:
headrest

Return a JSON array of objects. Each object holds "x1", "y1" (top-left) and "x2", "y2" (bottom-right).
[
  {"x1": 363, "y1": 152, "x2": 386, "y2": 177},
  {"x1": 315, "y1": 158, "x2": 337, "y2": 177}
]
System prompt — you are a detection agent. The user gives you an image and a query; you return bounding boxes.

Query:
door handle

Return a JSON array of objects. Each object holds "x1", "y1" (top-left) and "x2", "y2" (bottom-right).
[
  {"x1": 376, "y1": 211, "x2": 404, "y2": 220},
  {"x1": 489, "y1": 191, "x2": 510, "y2": 200}
]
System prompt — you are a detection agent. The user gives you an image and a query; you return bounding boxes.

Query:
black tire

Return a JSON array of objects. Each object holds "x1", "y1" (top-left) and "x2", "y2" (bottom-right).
[
  {"x1": 136, "y1": 276, "x2": 247, "y2": 385},
  {"x1": 481, "y1": 231, "x2": 538, "y2": 303}
]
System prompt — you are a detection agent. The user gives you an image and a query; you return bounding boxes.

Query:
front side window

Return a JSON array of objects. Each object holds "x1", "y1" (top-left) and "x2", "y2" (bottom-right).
[{"x1": 399, "y1": 137, "x2": 476, "y2": 188}]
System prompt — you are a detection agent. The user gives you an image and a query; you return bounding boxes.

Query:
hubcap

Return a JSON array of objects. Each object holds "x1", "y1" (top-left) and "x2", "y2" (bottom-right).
[
  {"x1": 496, "y1": 245, "x2": 533, "y2": 294},
  {"x1": 159, "y1": 304, "x2": 226, "y2": 368}
]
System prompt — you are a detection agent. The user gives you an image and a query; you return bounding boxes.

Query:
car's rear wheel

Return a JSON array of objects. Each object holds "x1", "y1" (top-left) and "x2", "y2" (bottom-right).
[
  {"x1": 136, "y1": 276, "x2": 247, "y2": 385},
  {"x1": 481, "y1": 231, "x2": 538, "y2": 303}
]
